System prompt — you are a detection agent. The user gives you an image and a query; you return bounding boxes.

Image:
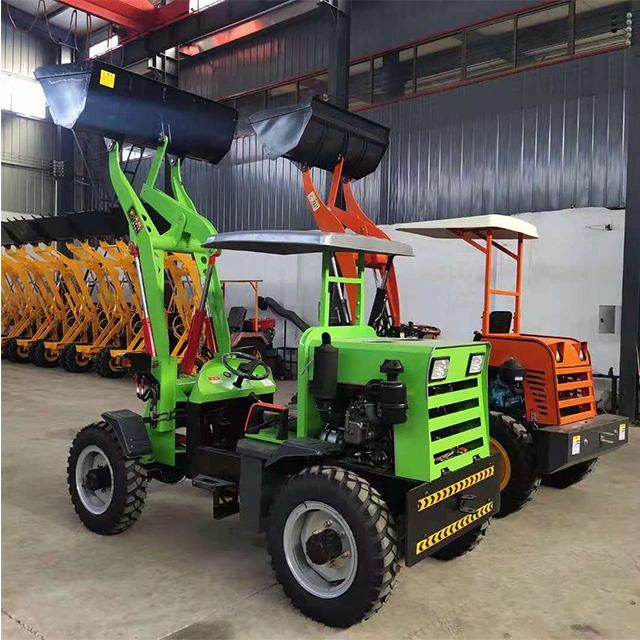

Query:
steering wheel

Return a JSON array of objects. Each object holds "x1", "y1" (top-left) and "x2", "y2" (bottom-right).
[{"x1": 222, "y1": 351, "x2": 271, "y2": 387}]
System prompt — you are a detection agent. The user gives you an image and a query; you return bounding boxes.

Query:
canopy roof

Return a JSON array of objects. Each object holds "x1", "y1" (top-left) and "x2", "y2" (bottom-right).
[
  {"x1": 397, "y1": 214, "x2": 539, "y2": 240},
  {"x1": 204, "y1": 230, "x2": 414, "y2": 256}
]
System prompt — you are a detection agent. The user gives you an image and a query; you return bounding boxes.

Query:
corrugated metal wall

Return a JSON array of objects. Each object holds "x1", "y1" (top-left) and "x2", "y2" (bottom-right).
[
  {"x1": 180, "y1": 12, "x2": 330, "y2": 100},
  {"x1": 181, "y1": 49, "x2": 627, "y2": 231},
  {"x1": 1, "y1": 22, "x2": 57, "y2": 217}
]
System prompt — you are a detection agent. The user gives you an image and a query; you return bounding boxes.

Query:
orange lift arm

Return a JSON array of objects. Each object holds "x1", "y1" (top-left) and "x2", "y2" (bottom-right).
[{"x1": 302, "y1": 159, "x2": 401, "y2": 326}]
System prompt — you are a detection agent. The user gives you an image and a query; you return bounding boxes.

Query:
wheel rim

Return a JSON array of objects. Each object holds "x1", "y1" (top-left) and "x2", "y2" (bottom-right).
[
  {"x1": 283, "y1": 501, "x2": 358, "y2": 599},
  {"x1": 75, "y1": 445, "x2": 114, "y2": 515},
  {"x1": 490, "y1": 437, "x2": 512, "y2": 490},
  {"x1": 75, "y1": 352, "x2": 90, "y2": 367}
]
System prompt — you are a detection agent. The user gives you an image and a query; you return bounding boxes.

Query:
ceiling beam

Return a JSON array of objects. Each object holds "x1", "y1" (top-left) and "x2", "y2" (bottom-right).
[
  {"x1": 99, "y1": 0, "x2": 288, "y2": 67},
  {"x1": 55, "y1": 0, "x2": 154, "y2": 32},
  {"x1": 1, "y1": 2, "x2": 71, "y2": 43}
]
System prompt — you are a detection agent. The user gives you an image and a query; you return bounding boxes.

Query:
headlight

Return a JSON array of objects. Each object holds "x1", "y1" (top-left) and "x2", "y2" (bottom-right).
[
  {"x1": 579, "y1": 349, "x2": 586, "y2": 361},
  {"x1": 467, "y1": 353, "x2": 485, "y2": 375},
  {"x1": 555, "y1": 348, "x2": 562, "y2": 362},
  {"x1": 429, "y1": 357, "x2": 450, "y2": 381}
]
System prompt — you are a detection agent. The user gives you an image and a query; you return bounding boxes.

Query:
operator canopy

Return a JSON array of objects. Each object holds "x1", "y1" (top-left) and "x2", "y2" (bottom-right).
[
  {"x1": 204, "y1": 230, "x2": 414, "y2": 257},
  {"x1": 34, "y1": 60, "x2": 237, "y2": 164},
  {"x1": 398, "y1": 214, "x2": 539, "y2": 240}
]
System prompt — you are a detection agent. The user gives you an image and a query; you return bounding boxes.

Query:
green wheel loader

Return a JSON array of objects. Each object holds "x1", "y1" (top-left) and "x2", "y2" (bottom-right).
[{"x1": 37, "y1": 61, "x2": 500, "y2": 628}]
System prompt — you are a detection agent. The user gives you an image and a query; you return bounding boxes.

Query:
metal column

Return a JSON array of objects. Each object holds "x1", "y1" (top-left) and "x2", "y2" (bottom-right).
[
  {"x1": 619, "y1": 4, "x2": 640, "y2": 421},
  {"x1": 327, "y1": 0, "x2": 351, "y2": 109}
]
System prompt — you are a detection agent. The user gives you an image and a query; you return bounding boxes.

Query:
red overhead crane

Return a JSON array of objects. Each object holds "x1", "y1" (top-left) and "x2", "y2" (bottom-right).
[{"x1": 56, "y1": 0, "x2": 190, "y2": 35}]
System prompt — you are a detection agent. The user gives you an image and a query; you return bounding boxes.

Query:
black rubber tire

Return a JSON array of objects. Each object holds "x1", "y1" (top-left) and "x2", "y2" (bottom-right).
[
  {"x1": 542, "y1": 458, "x2": 598, "y2": 489},
  {"x1": 490, "y1": 411, "x2": 541, "y2": 518},
  {"x1": 95, "y1": 347, "x2": 127, "y2": 379},
  {"x1": 430, "y1": 521, "x2": 490, "y2": 561},
  {"x1": 60, "y1": 344, "x2": 94, "y2": 373},
  {"x1": 67, "y1": 421, "x2": 148, "y2": 535},
  {"x1": 5, "y1": 338, "x2": 30, "y2": 363},
  {"x1": 268, "y1": 465, "x2": 400, "y2": 628},
  {"x1": 30, "y1": 339, "x2": 59, "y2": 368}
]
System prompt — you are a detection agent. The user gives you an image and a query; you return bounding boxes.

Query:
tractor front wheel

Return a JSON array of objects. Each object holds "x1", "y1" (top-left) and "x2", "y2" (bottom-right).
[
  {"x1": 542, "y1": 458, "x2": 598, "y2": 489},
  {"x1": 61, "y1": 344, "x2": 94, "y2": 373},
  {"x1": 30, "y1": 339, "x2": 59, "y2": 367},
  {"x1": 67, "y1": 421, "x2": 148, "y2": 535},
  {"x1": 430, "y1": 521, "x2": 490, "y2": 561},
  {"x1": 5, "y1": 338, "x2": 30, "y2": 363},
  {"x1": 268, "y1": 466, "x2": 400, "y2": 628},
  {"x1": 95, "y1": 348, "x2": 127, "y2": 378},
  {"x1": 489, "y1": 412, "x2": 541, "y2": 518}
]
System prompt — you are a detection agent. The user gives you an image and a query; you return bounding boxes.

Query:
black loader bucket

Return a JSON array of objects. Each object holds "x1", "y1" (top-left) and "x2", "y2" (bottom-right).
[
  {"x1": 1, "y1": 211, "x2": 128, "y2": 247},
  {"x1": 35, "y1": 61, "x2": 238, "y2": 164},
  {"x1": 248, "y1": 96, "x2": 389, "y2": 180}
]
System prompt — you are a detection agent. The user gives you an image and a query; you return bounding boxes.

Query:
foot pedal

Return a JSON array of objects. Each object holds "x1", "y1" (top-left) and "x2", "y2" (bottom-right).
[
  {"x1": 192, "y1": 474, "x2": 235, "y2": 491},
  {"x1": 192, "y1": 475, "x2": 239, "y2": 520}
]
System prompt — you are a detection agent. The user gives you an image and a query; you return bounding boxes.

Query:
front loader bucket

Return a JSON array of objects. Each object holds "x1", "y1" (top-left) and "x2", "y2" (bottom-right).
[
  {"x1": 35, "y1": 61, "x2": 238, "y2": 164},
  {"x1": 248, "y1": 96, "x2": 389, "y2": 180}
]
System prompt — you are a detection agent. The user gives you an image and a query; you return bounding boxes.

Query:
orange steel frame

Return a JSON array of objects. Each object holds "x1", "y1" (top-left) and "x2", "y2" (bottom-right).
[
  {"x1": 451, "y1": 229, "x2": 524, "y2": 335},
  {"x1": 456, "y1": 228, "x2": 597, "y2": 425},
  {"x1": 302, "y1": 159, "x2": 400, "y2": 324}
]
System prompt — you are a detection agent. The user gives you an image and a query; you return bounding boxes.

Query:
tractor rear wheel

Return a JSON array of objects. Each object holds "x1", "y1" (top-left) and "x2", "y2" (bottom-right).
[
  {"x1": 95, "y1": 348, "x2": 127, "y2": 378},
  {"x1": 489, "y1": 412, "x2": 541, "y2": 518},
  {"x1": 30, "y1": 339, "x2": 59, "y2": 367},
  {"x1": 61, "y1": 344, "x2": 94, "y2": 373},
  {"x1": 431, "y1": 521, "x2": 490, "y2": 561},
  {"x1": 542, "y1": 458, "x2": 598, "y2": 489},
  {"x1": 5, "y1": 338, "x2": 30, "y2": 363},
  {"x1": 67, "y1": 421, "x2": 148, "y2": 535},
  {"x1": 268, "y1": 465, "x2": 400, "y2": 628}
]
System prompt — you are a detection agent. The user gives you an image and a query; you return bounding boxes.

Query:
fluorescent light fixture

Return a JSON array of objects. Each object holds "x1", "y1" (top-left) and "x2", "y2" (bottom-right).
[{"x1": 190, "y1": 0, "x2": 226, "y2": 12}]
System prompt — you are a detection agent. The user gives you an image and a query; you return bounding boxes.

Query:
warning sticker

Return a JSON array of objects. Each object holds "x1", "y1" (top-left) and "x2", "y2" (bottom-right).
[
  {"x1": 99, "y1": 69, "x2": 116, "y2": 89},
  {"x1": 619, "y1": 423, "x2": 627, "y2": 441},
  {"x1": 208, "y1": 376, "x2": 222, "y2": 384},
  {"x1": 261, "y1": 378, "x2": 275, "y2": 387},
  {"x1": 307, "y1": 191, "x2": 321, "y2": 212},
  {"x1": 126, "y1": 206, "x2": 143, "y2": 235},
  {"x1": 571, "y1": 435, "x2": 581, "y2": 455}
]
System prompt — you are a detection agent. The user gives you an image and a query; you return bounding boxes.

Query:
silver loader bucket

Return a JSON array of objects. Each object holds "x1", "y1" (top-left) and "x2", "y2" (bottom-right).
[{"x1": 249, "y1": 96, "x2": 389, "y2": 180}]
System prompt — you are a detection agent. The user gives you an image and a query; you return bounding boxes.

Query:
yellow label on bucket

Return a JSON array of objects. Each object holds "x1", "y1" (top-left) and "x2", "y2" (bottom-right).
[{"x1": 99, "y1": 69, "x2": 115, "y2": 89}]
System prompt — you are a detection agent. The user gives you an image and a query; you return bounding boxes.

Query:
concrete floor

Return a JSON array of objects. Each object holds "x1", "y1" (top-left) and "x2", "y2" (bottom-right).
[{"x1": 2, "y1": 363, "x2": 639, "y2": 640}]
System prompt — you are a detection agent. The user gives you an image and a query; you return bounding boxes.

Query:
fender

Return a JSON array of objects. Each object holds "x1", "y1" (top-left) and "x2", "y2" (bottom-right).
[{"x1": 101, "y1": 409, "x2": 152, "y2": 458}]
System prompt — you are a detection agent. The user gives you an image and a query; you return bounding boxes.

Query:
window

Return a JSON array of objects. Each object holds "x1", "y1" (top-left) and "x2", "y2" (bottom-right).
[
  {"x1": 236, "y1": 91, "x2": 266, "y2": 119},
  {"x1": 120, "y1": 144, "x2": 154, "y2": 162},
  {"x1": 1, "y1": 73, "x2": 47, "y2": 119},
  {"x1": 373, "y1": 48, "x2": 414, "y2": 103},
  {"x1": 299, "y1": 73, "x2": 328, "y2": 100},
  {"x1": 465, "y1": 19, "x2": 515, "y2": 79},
  {"x1": 517, "y1": 4, "x2": 570, "y2": 66},
  {"x1": 574, "y1": 0, "x2": 631, "y2": 54},
  {"x1": 89, "y1": 36, "x2": 119, "y2": 58},
  {"x1": 266, "y1": 82, "x2": 297, "y2": 108},
  {"x1": 348, "y1": 60, "x2": 372, "y2": 109},
  {"x1": 416, "y1": 36, "x2": 462, "y2": 91}
]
